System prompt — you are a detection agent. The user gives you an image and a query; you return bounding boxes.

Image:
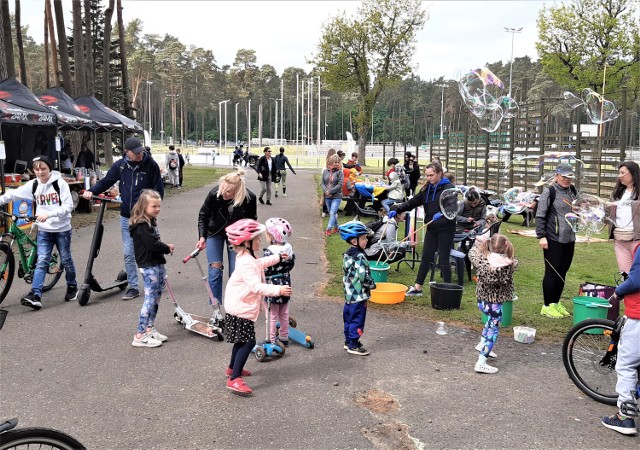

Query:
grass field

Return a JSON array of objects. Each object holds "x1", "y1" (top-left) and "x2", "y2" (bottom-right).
[{"x1": 318, "y1": 176, "x2": 619, "y2": 343}]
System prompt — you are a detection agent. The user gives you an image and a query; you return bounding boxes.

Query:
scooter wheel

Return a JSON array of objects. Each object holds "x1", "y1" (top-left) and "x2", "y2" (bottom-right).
[
  {"x1": 289, "y1": 317, "x2": 297, "y2": 328},
  {"x1": 78, "y1": 287, "x2": 91, "y2": 306},
  {"x1": 174, "y1": 313, "x2": 182, "y2": 324},
  {"x1": 307, "y1": 341, "x2": 315, "y2": 349},
  {"x1": 216, "y1": 332, "x2": 224, "y2": 342},
  {"x1": 255, "y1": 346, "x2": 266, "y2": 362},
  {"x1": 277, "y1": 345, "x2": 286, "y2": 356},
  {"x1": 117, "y1": 270, "x2": 127, "y2": 290}
]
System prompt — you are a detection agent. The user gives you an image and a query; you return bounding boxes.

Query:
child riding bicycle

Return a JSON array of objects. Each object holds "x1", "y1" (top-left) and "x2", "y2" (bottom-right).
[{"x1": 601, "y1": 241, "x2": 640, "y2": 435}]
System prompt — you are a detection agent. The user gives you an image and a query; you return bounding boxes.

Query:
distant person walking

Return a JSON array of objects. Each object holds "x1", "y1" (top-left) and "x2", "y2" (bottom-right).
[
  {"x1": 256, "y1": 147, "x2": 277, "y2": 205},
  {"x1": 166, "y1": 145, "x2": 180, "y2": 189},
  {"x1": 274, "y1": 147, "x2": 296, "y2": 197},
  {"x1": 176, "y1": 148, "x2": 186, "y2": 187}
]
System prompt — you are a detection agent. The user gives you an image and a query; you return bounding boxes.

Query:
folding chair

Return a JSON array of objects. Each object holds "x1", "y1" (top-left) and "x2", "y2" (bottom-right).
[{"x1": 354, "y1": 201, "x2": 379, "y2": 219}]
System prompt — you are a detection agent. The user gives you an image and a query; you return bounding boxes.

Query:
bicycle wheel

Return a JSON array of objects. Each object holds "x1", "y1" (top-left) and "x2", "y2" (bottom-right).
[
  {"x1": 0, "y1": 427, "x2": 85, "y2": 449},
  {"x1": 562, "y1": 318, "x2": 618, "y2": 405},
  {"x1": 0, "y1": 241, "x2": 15, "y2": 305},
  {"x1": 42, "y1": 250, "x2": 63, "y2": 293}
]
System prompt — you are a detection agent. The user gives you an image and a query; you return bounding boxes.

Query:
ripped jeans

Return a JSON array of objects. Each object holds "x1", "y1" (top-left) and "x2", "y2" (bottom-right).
[{"x1": 205, "y1": 235, "x2": 236, "y2": 306}]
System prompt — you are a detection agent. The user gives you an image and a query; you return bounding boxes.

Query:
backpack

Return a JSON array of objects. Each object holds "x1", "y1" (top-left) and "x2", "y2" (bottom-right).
[
  {"x1": 395, "y1": 165, "x2": 410, "y2": 190},
  {"x1": 168, "y1": 158, "x2": 178, "y2": 170},
  {"x1": 32, "y1": 179, "x2": 61, "y2": 208},
  {"x1": 545, "y1": 184, "x2": 578, "y2": 218}
]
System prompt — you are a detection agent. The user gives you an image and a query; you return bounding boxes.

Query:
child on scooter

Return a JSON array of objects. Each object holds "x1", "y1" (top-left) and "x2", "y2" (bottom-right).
[
  {"x1": 468, "y1": 233, "x2": 517, "y2": 374},
  {"x1": 129, "y1": 189, "x2": 174, "y2": 348},
  {"x1": 263, "y1": 217, "x2": 295, "y2": 345},
  {"x1": 338, "y1": 221, "x2": 376, "y2": 356},
  {"x1": 224, "y1": 219, "x2": 292, "y2": 395},
  {"x1": 0, "y1": 155, "x2": 79, "y2": 309}
]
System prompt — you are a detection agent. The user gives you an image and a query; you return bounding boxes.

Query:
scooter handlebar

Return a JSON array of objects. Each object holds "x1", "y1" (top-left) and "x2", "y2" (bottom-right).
[
  {"x1": 79, "y1": 190, "x2": 122, "y2": 204},
  {"x1": 183, "y1": 248, "x2": 201, "y2": 264}
]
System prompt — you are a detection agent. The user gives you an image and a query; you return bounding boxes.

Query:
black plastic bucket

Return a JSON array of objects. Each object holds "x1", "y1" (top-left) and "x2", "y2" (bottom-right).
[{"x1": 430, "y1": 283, "x2": 463, "y2": 310}]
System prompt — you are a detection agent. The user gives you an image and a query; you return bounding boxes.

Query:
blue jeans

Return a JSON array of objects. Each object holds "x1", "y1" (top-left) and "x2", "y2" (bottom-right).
[
  {"x1": 382, "y1": 198, "x2": 400, "y2": 213},
  {"x1": 120, "y1": 216, "x2": 138, "y2": 290},
  {"x1": 205, "y1": 235, "x2": 236, "y2": 305},
  {"x1": 33, "y1": 229, "x2": 76, "y2": 296},
  {"x1": 343, "y1": 301, "x2": 367, "y2": 348},
  {"x1": 137, "y1": 265, "x2": 166, "y2": 333},
  {"x1": 325, "y1": 197, "x2": 341, "y2": 230}
]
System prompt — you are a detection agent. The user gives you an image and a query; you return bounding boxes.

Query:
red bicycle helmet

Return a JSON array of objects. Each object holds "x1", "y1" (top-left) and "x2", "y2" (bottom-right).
[
  {"x1": 265, "y1": 217, "x2": 292, "y2": 244},
  {"x1": 225, "y1": 219, "x2": 266, "y2": 245}
]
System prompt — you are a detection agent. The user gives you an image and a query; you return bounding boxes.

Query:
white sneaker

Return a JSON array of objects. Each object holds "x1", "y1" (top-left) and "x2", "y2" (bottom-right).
[
  {"x1": 132, "y1": 332, "x2": 162, "y2": 348},
  {"x1": 475, "y1": 342, "x2": 497, "y2": 358},
  {"x1": 283, "y1": 193, "x2": 287, "y2": 197},
  {"x1": 322, "y1": 212, "x2": 327, "y2": 218},
  {"x1": 474, "y1": 361, "x2": 499, "y2": 374},
  {"x1": 149, "y1": 327, "x2": 168, "y2": 342}
]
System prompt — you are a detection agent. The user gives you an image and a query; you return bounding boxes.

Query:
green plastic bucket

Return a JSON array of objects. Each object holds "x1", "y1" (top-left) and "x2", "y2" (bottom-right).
[
  {"x1": 573, "y1": 296, "x2": 611, "y2": 333},
  {"x1": 481, "y1": 300, "x2": 513, "y2": 328},
  {"x1": 370, "y1": 261, "x2": 390, "y2": 283}
]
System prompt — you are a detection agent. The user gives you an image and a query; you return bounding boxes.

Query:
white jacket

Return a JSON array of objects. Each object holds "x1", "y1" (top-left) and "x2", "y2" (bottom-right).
[
  {"x1": 165, "y1": 151, "x2": 179, "y2": 171},
  {"x1": 0, "y1": 171, "x2": 73, "y2": 232}
]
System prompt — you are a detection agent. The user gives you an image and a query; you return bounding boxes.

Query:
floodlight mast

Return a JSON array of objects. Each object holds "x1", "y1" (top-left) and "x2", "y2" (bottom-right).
[{"x1": 504, "y1": 26, "x2": 523, "y2": 98}]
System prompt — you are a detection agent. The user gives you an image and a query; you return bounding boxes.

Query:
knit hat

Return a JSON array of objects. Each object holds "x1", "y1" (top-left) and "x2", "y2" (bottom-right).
[{"x1": 32, "y1": 155, "x2": 54, "y2": 171}]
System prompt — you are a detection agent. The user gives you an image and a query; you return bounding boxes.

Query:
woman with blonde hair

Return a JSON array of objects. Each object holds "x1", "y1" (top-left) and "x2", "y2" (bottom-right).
[{"x1": 196, "y1": 168, "x2": 258, "y2": 328}]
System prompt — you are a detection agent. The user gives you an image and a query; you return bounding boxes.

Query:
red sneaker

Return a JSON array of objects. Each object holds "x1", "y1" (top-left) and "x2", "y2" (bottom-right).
[
  {"x1": 226, "y1": 376, "x2": 252, "y2": 395},
  {"x1": 331, "y1": 227, "x2": 340, "y2": 235},
  {"x1": 225, "y1": 367, "x2": 252, "y2": 377},
  {"x1": 325, "y1": 229, "x2": 332, "y2": 237}
]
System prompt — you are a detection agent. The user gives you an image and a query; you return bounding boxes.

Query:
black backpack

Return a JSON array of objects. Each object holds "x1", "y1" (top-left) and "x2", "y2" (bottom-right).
[
  {"x1": 32, "y1": 179, "x2": 61, "y2": 209},
  {"x1": 545, "y1": 184, "x2": 578, "y2": 218}
]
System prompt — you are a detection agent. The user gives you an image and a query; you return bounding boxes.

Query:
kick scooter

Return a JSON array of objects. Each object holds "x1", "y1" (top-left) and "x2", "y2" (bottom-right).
[
  {"x1": 276, "y1": 316, "x2": 315, "y2": 349},
  {"x1": 253, "y1": 299, "x2": 285, "y2": 361},
  {"x1": 78, "y1": 194, "x2": 127, "y2": 306}
]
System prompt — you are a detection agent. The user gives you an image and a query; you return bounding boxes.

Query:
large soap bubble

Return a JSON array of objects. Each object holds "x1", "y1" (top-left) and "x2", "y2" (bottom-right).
[{"x1": 562, "y1": 88, "x2": 619, "y2": 124}]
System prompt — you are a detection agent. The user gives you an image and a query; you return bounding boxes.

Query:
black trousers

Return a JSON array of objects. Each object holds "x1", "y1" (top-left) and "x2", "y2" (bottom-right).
[
  {"x1": 229, "y1": 340, "x2": 256, "y2": 380},
  {"x1": 542, "y1": 239, "x2": 575, "y2": 306},
  {"x1": 416, "y1": 228, "x2": 455, "y2": 285}
]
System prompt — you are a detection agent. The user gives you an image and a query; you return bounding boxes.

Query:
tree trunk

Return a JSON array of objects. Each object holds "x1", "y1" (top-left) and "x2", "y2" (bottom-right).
[
  {"x1": 45, "y1": 0, "x2": 60, "y2": 87},
  {"x1": 1, "y1": 0, "x2": 16, "y2": 78},
  {"x1": 83, "y1": 0, "x2": 94, "y2": 94},
  {"x1": 43, "y1": 13, "x2": 50, "y2": 87},
  {"x1": 53, "y1": 0, "x2": 72, "y2": 94},
  {"x1": 15, "y1": 0, "x2": 27, "y2": 85},
  {"x1": 116, "y1": 0, "x2": 130, "y2": 116},
  {"x1": 72, "y1": 0, "x2": 86, "y2": 97},
  {"x1": 102, "y1": 0, "x2": 114, "y2": 106},
  {"x1": 0, "y1": 7, "x2": 7, "y2": 80}
]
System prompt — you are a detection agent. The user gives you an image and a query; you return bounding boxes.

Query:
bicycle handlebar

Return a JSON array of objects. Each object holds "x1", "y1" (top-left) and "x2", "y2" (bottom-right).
[
  {"x1": 0, "y1": 209, "x2": 37, "y2": 222},
  {"x1": 183, "y1": 248, "x2": 201, "y2": 264}
]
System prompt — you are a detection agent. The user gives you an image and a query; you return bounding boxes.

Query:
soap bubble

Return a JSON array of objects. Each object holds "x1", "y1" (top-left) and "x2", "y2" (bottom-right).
[{"x1": 563, "y1": 88, "x2": 619, "y2": 124}]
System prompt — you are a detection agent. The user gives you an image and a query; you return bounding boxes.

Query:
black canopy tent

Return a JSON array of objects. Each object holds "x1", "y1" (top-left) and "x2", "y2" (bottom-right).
[{"x1": 38, "y1": 88, "x2": 95, "y2": 130}]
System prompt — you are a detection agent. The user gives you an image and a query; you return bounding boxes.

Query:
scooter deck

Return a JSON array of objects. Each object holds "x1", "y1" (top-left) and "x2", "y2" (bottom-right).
[
  {"x1": 277, "y1": 322, "x2": 314, "y2": 349},
  {"x1": 174, "y1": 308, "x2": 223, "y2": 340}
]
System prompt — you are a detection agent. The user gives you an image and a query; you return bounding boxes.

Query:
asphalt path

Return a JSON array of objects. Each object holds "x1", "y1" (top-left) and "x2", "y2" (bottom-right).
[{"x1": 0, "y1": 167, "x2": 631, "y2": 449}]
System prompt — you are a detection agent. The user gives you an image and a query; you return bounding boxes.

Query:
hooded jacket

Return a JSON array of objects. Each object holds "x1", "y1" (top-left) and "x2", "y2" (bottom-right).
[
  {"x1": 197, "y1": 185, "x2": 258, "y2": 239},
  {"x1": 391, "y1": 177, "x2": 455, "y2": 233},
  {"x1": 535, "y1": 182, "x2": 577, "y2": 244},
  {"x1": 129, "y1": 218, "x2": 171, "y2": 268},
  {"x1": 165, "y1": 150, "x2": 179, "y2": 171},
  {"x1": 0, "y1": 171, "x2": 73, "y2": 233},
  {"x1": 89, "y1": 152, "x2": 164, "y2": 218}
]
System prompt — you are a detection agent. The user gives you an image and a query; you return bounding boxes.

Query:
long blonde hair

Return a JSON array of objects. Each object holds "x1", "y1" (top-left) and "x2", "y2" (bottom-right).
[
  {"x1": 478, "y1": 233, "x2": 514, "y2": 259},
  {"x1": 325, "y1": 148, "x2": 337, "y2": 168},
  {"x1": 217, "y1": 168, "x2": 247, "y2": 207},
  {"x1": 129, "y1": 189, "x2": 162, "y2": 226}
]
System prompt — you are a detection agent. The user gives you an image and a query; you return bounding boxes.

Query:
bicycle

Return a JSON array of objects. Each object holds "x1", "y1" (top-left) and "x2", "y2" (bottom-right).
[
  {"x1": 562, "y1": 314, "x2": 640, "y2": 416},
  {"x1": 0, "y1": 210, "x2": 63, "y2": 304},
  {"x1": 0, "y1": 310, "x2": 86, "y2": 449}
]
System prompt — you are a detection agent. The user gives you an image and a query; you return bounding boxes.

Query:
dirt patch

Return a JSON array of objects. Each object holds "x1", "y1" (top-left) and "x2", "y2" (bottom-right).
[
  {"x1": 353, "y1": 389, "x2": 400, "y2": 414},
  {"x1": 361, "y1": 421, "x2": 419, "y2": 450}
]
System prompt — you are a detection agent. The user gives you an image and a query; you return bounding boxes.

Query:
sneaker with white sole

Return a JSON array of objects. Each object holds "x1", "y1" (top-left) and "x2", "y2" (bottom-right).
[
  {"x1": 540, "y1": 304, "x2": 564, "y2": 318},
  {"x1": 474, "y1": 361, "x2": 499, "y2": 374},
  {"x1": 554, "y1": 302, "x2": 571, "y2": 317},
  {"x1": 405, "y1": 286, "x2": 423, "y2": 297},
  {"x1": 21, "y1": 291, "x2": 42, "y2": 310},
  {"x1": 132, "y1": 332, "x2": 162, "y2": 348},
  {"x1": 601, "y1": 413, "x2": 638, "y2": 435},
  {"x1": 149, "y1": 327, "x2": 168, "y2": 342},
  {"x1": 64, "y1": 285, "x2": 79, "y2": 302},
  {"x1": 347, "y1": 346, "x2": 370, "y2": 356},
  {"x1": 475, "y1": 342, "x2": 497, "y2": 358},
  {"x1": 122, "y1": 288, "x2": 140, "y2": 300}
]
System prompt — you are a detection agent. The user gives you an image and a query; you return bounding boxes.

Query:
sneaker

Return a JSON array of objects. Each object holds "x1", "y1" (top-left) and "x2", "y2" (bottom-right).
[
  {"x1": 540, "y1": 304, "x2": 564, "y2": 318},
  {"x1": 325, "y1": 229, "x2": 332, "y2": 237},
  {"x1": 601, "y1": 413, "x2": 638, "y2": 435},
  {"x1": 21, "y1": 291, "x2": 42, "y2": 310},
  {"x1": 475, "y1": 342, "x2": 497, "y2": 358},
  {"x1": 122, "y1": 288, "x2": 140, "y2": 300},
  {"x1": 554, "y1": 302, "x2": 571, "y2": 317},
  {"x1": 275, "y1": 192, "x2": 278, "y2": 197},
  {"x1": 347, "y1": 346, "x2": 370, "y2": 356},
  {"x1": 132, "y1": 332, "x2": 162, "y2": 348},
  {"x1": 266, "y1": 200, "x2": 272, "y2": 205},
  {"x1": 149, "y1": 327, "x2": 168, "y2": 342},
  {"x1": 283, "y1": 193, "x2": 288, "y2": 197},
  {"x1": 321, "y1": 212, "x2": 327, "y2": 218},
  {"x1": 259, "y1": 197, "x2": 265, "y2": 205},
  {"x1": 331, "y1": 227, "x2": 339, "y2": 235},
  {"x1": 226, "y1": 376, "x2": 252, "y2": 395},
  {"x1": 64, "y1": 285, "x2": 79, "y2": 302},
  {"x1": 405, "y1": 286, "x2": 423, "y2": 297},
  {"x1": 278, "y1": 339, "x2": 289, "y2": 347},
  {"x1": 225, "y1": 367, "x2": 252, "y2": 377},
  {"x1": 474, "y1": 361, "x2": 499, "y2": 374}
]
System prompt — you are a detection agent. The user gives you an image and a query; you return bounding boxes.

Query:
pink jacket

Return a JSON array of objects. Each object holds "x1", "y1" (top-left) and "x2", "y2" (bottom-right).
[{"x1": 224, "y1": 252, "x2": 282, "y2": 322}]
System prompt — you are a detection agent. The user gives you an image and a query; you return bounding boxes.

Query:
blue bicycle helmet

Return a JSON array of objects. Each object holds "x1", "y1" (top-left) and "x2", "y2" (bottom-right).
[{"x1": 339, "y1": 220, "x2": 369, "y2": 241}]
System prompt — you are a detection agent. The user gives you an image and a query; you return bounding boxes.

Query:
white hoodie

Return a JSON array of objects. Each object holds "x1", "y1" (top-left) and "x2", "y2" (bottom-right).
[{"x1": 0, "y1": 171, "x2": 73, "y2": 232}]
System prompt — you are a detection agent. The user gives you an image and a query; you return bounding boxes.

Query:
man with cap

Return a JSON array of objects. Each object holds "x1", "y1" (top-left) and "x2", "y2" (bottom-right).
[
  {"x1": 82, "y1": 137, "x2": 164, "y2": 300},
  {"x1": 273, "y1": 146, "x2": 296, "y2": 197},
  {"x1": 535, "y1": 162, "x2": 578, "y2": 319}
]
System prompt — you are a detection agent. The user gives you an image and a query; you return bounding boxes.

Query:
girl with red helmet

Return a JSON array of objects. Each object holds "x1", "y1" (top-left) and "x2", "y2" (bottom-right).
[{"x1": 223, "y1": 219, "x2": 292, "y2": 396}]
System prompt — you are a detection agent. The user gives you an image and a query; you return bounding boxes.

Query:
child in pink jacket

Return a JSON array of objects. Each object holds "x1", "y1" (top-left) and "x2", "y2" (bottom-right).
[{"x1": 223, "y1": 219, "x2": 292, "y2": 396}]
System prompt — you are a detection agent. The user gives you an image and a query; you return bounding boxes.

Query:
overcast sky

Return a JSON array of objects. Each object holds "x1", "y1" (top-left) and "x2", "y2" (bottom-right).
[{"x1": 18, "y1": 0, "x2": 561, "y2": 81}]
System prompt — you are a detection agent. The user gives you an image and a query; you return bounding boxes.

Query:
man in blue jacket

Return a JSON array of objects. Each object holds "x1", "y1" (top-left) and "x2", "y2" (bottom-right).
[{"x1": 82, "y1": 137, "x2": 164, "y2": 300}]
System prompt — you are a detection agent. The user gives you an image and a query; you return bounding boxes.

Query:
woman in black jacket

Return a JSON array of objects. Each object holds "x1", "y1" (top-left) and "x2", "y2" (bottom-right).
[
  {"x1": 391, "y1": 162, "x2": 456, "y2": 296},
  {"x1": 196, "y1": 169, "x2": 257, "y2": 318},
  {"x1": 256, "y1": 147, "x2": 278, "y2": 205}
]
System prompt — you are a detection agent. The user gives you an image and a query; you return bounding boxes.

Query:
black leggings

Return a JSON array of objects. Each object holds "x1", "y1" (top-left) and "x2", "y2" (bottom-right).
[
  {"x1": 416, "y1": 229, "x2": 455, "y2": 285},
  {"x1": 542, "y1": 239, "x2": 575, "y2": 306},
  {"x1": 229, "y1": 340, "x2": 256, "y2": 380}
]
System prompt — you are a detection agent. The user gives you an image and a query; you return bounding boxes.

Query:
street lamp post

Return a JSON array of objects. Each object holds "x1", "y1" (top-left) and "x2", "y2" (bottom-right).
[
  {"x1": 235, "y1": 102, "x2": 239, "y2": 146},
  {"x1": 146, "y1": 81, "x2": 153, "y2": 147},
  {"x1": 435, "y1": 83, "x2": 448, "y2": 140},
  {"x1": 218, "y1": 99, "x2": 230, "y2": 151},
  {"x1": 504, "y1": 27, "x2": 523, "y2": 98}
]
